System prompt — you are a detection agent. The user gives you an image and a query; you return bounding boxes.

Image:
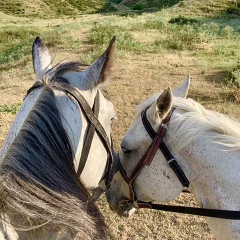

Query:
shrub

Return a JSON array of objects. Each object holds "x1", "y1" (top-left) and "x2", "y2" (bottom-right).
[
  {"x1": 225, "y1": 63, "x2": 240, "y2": 88},
  {"x1": 110, "y1": 0, "x2": 122, "y2": 3},
  {"x1": 169, "y1": 16, "x2": 199, "y2": 25},
  {"x1": 132, "y1": 3, "x2": 144, "y2": 10},
  {"x1": 227, "y1": 1, "x2": 240, "y2": 15}
]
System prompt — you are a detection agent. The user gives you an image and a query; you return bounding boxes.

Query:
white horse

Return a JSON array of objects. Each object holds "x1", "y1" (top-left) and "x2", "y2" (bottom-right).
[
  {"x1": 106, "y1": 77, "x2": 240, "y2": 240},
  {"x1": 0, "y1": 36, "x2": 117, "y2": 239}
]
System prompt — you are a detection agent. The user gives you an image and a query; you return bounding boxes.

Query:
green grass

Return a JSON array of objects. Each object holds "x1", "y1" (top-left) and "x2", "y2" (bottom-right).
[
  {"x1": 0, "y1": 0, "x2": 24, "y2": 16},
  {"x1": 144, "y1": 0, "x2": 183, "y2": 9},
  {"x1": 0, "y1": 27, "x2": 40, "y2": 51},
  {"x1": 0, "y1": 24, "x2": 77, "y2": 66},
  {"x1": 0, "y1": 27, "x2": 40, "y2": 65},
  {"x1": 87, "y1": 21, "x2": 143, "y2": 61},
  {"x1": 1, "y1": 0, "x2": 240, "y2": 86},
  {"x1": 0, "y1": 103, "x2": 21, "y2": 114},
  {"x1": 0, "y1": 36, "x2": 64, "y2": 66}
]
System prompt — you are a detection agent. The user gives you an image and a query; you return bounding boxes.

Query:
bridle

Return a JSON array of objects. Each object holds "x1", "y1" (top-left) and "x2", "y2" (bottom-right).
[
  {"x1": 119, "y1": 106, "x2": 189, "y2": 203},
  {"x1": 118, "y1": 106, "x2": 240, "y2": 220},
  {"x1": 26, "y1": 80, "x2": 114, "y2": 200}
]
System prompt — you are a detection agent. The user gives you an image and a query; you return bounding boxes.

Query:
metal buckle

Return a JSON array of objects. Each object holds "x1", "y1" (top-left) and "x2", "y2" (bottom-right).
[
  {"x1": 167, "y1": 158, "x2": 175, "y2": 163},
  {"x1": 161, "y1": 123, "x2": 168, "y2": 129}
]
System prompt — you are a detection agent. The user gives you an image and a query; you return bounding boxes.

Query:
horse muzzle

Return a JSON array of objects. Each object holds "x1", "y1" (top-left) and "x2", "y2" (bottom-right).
[{"x1": 106, "y1": 193, "x2": 136, "y2": 217}]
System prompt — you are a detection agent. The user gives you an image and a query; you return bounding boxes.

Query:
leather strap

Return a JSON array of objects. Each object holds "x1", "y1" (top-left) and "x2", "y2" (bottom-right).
[
  {"x1": 141, "y1": 108, "x2": 189, "y2": 188},
  {"x1": 51, "y1": 82, "x2": 113, "y2": 188},
  {"x1": 117, "y1": 103, "x2": 240, "y2": 219},
  {"x1": 26, "y1": 81, "x2": 113, "y2": 196},
  {"x1": 77, "y1": 91, "x2": 100, "y2": 176},
  {"x1": 137, "y1": 201, "x2": 240, "y2": 220},
  {"x1": 118, "y1": 108, "x2": 174, "y2": 201},
  {"x1": 137, "y1": 108, "x2": 240, "y2": 220}
]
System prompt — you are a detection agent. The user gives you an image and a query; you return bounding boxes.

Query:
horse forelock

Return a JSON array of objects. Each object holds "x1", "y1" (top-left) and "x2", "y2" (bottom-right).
[
  {"x1": 42, "y1": 60, "x2": 88, "y2": 83},
  {"x1": 0, "y1": 86, "x2": 107, "y2": 239}
]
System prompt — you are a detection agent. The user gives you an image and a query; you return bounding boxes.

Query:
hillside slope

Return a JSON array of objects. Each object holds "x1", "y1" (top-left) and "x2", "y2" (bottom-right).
[
  {"x1": 117, "y1": 0, "x2": 240, "y2": 16},
  {"x1": 0, "y1": 0, "x2": 115, "y2": 18},
  {"x1": 0, "y1": 0, "x2": 239, "y2": 18}
]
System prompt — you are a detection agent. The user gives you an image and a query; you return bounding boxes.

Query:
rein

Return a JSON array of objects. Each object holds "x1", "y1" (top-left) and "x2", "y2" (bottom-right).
[
  {"x1": 26, "y1": 80, "x2": 113, "y2": 199},
  {"x1": 119, "y1": 107, "x2": 240, "y2": 220}
]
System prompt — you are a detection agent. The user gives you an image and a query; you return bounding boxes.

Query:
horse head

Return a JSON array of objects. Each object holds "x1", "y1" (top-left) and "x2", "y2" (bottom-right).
[
  {"x1": 106, "y1": 76, "x2": 190, "y2": 216},
  {"x1": 0, "y1": 37, "x2": 117, "y2": 239},
  {"x1": 107, "y1": 74, "x2": 240, "y2": 240}
]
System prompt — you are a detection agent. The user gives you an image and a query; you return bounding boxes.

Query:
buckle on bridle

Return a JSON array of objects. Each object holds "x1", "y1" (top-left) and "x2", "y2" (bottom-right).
[
  {"x1": 161, "y1": 123, "x2": 168, "y2": 129},
  {"x1": 167, "y1": 158, "x2": 175, "y2": 163}
]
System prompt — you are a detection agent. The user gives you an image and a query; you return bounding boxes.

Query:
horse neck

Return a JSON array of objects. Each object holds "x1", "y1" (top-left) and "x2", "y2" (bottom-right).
[
  {"x1": 167, "y1": 113, "x2": 240, "y2": 211},
  {"x1": 0, "y1": 88, "x2": 43, "y2": 162},
  {"x1": 174, "y1": 136, "x2": 240, "y2": 240}
]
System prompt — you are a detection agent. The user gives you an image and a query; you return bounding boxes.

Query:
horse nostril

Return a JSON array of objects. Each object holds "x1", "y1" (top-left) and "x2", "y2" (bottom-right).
[
  {"x1": 109, "y1": 204, "x2": 114, "y2": 211},
  {"x1": 108, "y1": 201, "x2": 118, "y2": 212}
]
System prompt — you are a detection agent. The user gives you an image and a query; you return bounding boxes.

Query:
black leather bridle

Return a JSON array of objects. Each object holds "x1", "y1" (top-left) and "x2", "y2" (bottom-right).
[
  {"x1": 118, "y1": 106, "x2": 240, "y2": 220},
  {"x1": 26, "y1": 80, "x2": 114, "y2": 200}
]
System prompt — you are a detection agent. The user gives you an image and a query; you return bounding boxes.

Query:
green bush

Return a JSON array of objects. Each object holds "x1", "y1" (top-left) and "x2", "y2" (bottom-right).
[
  {"x1": 132, "y1": 3, "x2": 144, "y2": 10},
  {"x1": 169, "y1": 16, "x2": 199, "y2": 25},
  {"x1": 225, "y1": 63, "x2": 240, "y2": 88},
  {"x1": 110, "y1": 0, "x2": 122, "y2": 3},
  {"x1": 227, "y1": 1, "x2": 240, "y2": 14},
  {"x1": 0, "y1": 40, "x2": 33, "y2": 65}
]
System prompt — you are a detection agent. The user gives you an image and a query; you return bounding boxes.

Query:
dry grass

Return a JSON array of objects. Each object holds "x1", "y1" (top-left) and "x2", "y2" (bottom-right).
[{"x1": 1, "y1": 3, "x2": 240, "y2": 239}]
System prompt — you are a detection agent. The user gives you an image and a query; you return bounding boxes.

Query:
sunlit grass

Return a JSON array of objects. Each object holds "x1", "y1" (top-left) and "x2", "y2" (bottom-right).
[{"x1": 0, "y1": 103, "x2": 21, "y2": 114}]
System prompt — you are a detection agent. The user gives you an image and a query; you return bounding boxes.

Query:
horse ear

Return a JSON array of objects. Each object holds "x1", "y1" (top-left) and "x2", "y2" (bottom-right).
[
  {"x1": 173, "y1": 75, "x2": 190, "y2": 98},
  {"x1": 149, "y1": 88, "x2": 173, "y2": 124},
  {"x1": 32, "y1": 37, "x2": 52, "y2": 81},
  {"x1": 83, "y1": 37, "x2": 115, "y2": 87}
]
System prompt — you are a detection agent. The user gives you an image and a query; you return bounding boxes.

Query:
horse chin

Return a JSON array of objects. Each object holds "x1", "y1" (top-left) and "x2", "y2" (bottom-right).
[
  {"x1": 116, "y1": 199, "x2": 137, "y2": 217},
  {"x1": 122, "y1": 206, "x2": 136, "y2": 217}
]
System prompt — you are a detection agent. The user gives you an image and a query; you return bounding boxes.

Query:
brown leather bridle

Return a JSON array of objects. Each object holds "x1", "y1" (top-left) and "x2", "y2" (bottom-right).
[
  {"x1": 118, "y1": 106, "x2": 189, "y2": 204},
  {"x1": 26, "y1": 80, "x2": 114, "y2": 200},
  {"x1": 118, "y1": 106, "x2": 240, "y2": 220}
]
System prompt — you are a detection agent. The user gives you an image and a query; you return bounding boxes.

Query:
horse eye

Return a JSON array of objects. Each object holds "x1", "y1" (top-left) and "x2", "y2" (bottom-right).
[
  {"x1": 111, "y1": 115, "x2": 118, "y2": 122},
  {"x1": 121, "y1": 147, "x2": 132, "y2": 154}
]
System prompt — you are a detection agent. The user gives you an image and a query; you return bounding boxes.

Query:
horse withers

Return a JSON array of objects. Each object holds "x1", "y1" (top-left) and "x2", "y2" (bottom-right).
[
  {"x1": 0, "y1": 37, "x2": 117, "y2": 239},
  {"x1": 106, "y1": 77, "x2": 240, "y2": 240}
]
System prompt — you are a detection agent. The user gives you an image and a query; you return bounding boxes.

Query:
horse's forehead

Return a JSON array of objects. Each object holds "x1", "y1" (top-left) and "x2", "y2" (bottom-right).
[{"x1": 123, "y1": 116, "x2": 146, "y2": 145}]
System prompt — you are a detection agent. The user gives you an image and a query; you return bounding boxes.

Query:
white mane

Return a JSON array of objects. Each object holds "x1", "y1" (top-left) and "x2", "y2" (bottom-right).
[{"x1": 136, "y1": 94, "x2": 240, "y2": 151}]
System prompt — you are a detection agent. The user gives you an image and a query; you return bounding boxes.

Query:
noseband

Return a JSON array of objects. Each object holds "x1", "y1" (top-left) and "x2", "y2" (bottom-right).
[{"x1": 26, "y1": 80, "x2": 113, "y2": 199}]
